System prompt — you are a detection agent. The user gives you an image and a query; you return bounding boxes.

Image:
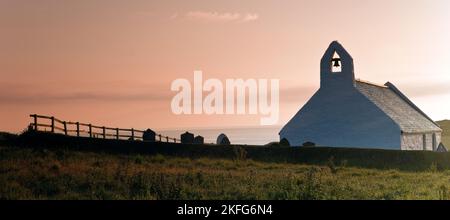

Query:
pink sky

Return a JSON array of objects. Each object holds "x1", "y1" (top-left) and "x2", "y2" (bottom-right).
[{"x1": 1, "y1": 0, "x2": 450, "y2": 133}]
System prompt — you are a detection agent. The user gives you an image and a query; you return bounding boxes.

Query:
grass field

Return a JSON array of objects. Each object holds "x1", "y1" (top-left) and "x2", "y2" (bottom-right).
[
  {"x1": 2, "y1": 144, "x2": 450, "y2": 200},
  {"x1": 1, "y1": 120, "x2": 450, "y2": 200}
]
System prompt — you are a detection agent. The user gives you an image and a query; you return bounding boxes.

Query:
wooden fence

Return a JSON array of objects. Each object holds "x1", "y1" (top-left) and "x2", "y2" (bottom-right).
[{"x1": 29, "y1": 114, "x2": 180, "y2": 143}]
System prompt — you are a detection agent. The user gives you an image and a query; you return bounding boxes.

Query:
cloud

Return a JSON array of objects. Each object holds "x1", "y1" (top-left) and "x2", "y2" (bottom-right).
[
  {"x1": 242, "y1": 13, "x2": 259, "y2": 22},
  {"x1": 0, "y1": 80, "x2": 177, "y2": 105},
  {"x1": 0, "y1": 91, "x2": 172, "y2": 105},
  {"x1": 170, "y1": 13, "x2": 179, "y2": 20},
  {"x1": 175, "y1": 11, "x2": 259, "y2": 23}
]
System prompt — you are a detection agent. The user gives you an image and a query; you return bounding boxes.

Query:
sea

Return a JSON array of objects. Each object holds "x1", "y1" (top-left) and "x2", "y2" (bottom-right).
[{"x1": 158, "y1": 126, "x2": 281, "y2": 145}]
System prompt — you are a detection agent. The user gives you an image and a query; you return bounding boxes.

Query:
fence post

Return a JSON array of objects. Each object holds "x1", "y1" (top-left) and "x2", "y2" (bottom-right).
[
  {"x1": 166, "y1": 136, "x2": 169, "y2": 142},
  {"x1": 63, "y1": 121, "x2": 67, "y2": 135},
  {"x1": 116, "y1": 128, "x2": 119, "y2": 140},
  {"x1": 88, "y1": 124, "x2": 92, "y2": 138},
  {"x1": 31, "y1": 114, "x2": 38, "y2": 131},
  {"x1": 131, "y1": 128, "x2": 134, "y2": 140},
  {"x1": 76, "y1": 122, "x2": 80, "y2": 137},
  {"x1": 50, "y1": 116, "x2": 55, "y2": 133},
  {"x1": 158, "y1": 134, "x2": 161, "y2": 141},
  {"x1": 102, "y1": 126, "x2": 106, "y2": 139}
]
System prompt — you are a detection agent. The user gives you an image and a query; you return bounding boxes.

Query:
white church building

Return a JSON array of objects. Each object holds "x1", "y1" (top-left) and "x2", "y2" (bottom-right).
[{"x1": 279, "y1": 41, "x2": 443, "y2": 151}]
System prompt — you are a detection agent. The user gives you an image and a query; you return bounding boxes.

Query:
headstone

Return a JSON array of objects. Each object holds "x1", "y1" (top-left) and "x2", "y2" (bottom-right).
[
  {"x1": 216, "y1": 133, "x2": 230, "y2": 145},
  {"x1": 280, "y1": 138, "x2": 290, "y2": 147},
  {"x1": 193, "y1": 135, "x2": 204, "y2": 144},
  {"x1": 181, "y1": 132, "x2": 194, "y2": 144},
  {"x1": 142, "y1": 129, "x2": 156, "y2": 142}
]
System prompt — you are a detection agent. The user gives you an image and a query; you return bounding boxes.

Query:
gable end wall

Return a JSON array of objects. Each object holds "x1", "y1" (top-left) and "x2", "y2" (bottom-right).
[{"x1": 401, "y1": 132, "x2": 442, "y2": 151}]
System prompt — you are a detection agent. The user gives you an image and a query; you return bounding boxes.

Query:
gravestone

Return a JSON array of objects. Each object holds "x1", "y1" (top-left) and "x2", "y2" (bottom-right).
[
  {"x1": 181, "y1": 132, "x2": 194, "y2": 144},
  {"x1": 216, "y1": 133, "x2": 230, "y2": 145},
  {"x1": 193, "y1": 135, "x2": 204, "y2": 144},
  {"x1": 142, "y1": 129, "x2": 156, "y2": 142},
  {"x1": 280, "y1": 138, "x2": 290, "y2": 147}
]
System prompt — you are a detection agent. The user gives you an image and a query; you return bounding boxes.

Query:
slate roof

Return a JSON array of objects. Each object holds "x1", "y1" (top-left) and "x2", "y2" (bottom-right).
[{"x1": 355, "y1": 79, "x2": 441, "y2": 133}]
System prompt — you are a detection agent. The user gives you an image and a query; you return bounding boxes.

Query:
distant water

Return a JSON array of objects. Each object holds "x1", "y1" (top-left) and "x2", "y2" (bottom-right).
[{"x1": 158, "y1": 126, "x2": 281, "y2": 145}]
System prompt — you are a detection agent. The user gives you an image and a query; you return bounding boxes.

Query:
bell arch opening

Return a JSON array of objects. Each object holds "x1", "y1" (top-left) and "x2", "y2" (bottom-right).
[{"x1": 331, "y1": 51, "x2": 342, "y2": 73}]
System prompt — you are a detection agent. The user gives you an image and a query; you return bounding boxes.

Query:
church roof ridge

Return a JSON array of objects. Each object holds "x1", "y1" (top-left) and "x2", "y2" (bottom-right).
[{"x1": 355, "y1": 78, "x2": 388, "y2": 88}]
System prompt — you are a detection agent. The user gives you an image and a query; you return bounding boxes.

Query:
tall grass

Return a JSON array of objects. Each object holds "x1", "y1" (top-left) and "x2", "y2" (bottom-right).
[{"x1": 2, "y1": 145, "x2": 450, "y2": 200}]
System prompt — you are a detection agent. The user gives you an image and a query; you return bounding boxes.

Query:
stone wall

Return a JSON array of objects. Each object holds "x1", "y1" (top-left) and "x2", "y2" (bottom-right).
[{"x1": 401, "y1": 132, "x2": 441, "y2": 151}]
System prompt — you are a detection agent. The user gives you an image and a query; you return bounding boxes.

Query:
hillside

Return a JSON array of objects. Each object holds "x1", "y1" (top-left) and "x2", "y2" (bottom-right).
[
  {"x1": 1, "y1": 144, "x2": 450, "y2": 200},
  {"x1": 437, "y1": 120, "x2": 450, "y2": 147}
]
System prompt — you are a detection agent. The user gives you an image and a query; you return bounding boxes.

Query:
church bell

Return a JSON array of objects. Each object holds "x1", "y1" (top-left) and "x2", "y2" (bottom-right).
[{"x1": 332, "y1": 58, "x2": 341, "y2": 67}]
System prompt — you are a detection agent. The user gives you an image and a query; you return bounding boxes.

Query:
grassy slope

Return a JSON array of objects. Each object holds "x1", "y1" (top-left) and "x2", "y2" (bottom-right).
[
  {"x1": 1, "y1": 121, "x2": 450, "y2": 200},
  {"x1": 437, "y1": 120, "x2": 450, "y2": 147},
  {"x1": 2, "y1": 144, "x2": 450, "y2": 200}
]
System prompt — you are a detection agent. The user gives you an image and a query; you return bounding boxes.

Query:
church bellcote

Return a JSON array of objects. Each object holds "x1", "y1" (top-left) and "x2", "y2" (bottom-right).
[{"x1": 320, "y1": 41, "x2": 355, "y2": 88}]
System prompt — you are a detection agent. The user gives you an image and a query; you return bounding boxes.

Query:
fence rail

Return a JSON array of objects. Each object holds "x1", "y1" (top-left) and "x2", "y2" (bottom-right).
[{"x1": 29, "y1": 114, "x2": 180, "y2": 143}]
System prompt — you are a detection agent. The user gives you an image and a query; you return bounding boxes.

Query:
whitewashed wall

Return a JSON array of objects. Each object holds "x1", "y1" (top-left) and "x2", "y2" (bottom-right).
[
  {"x1": 279, "y1": 86, "x2": 402, "y2": 149},
  {"x1": 280, "y1": 41, "x2": 442, "y2": 150},
  {"x1": 401, "y1": 132, "x2": 441, "y2": 151},
  {"x1": 280, "y1": 41, "x2": 402, "y2": 149}
]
